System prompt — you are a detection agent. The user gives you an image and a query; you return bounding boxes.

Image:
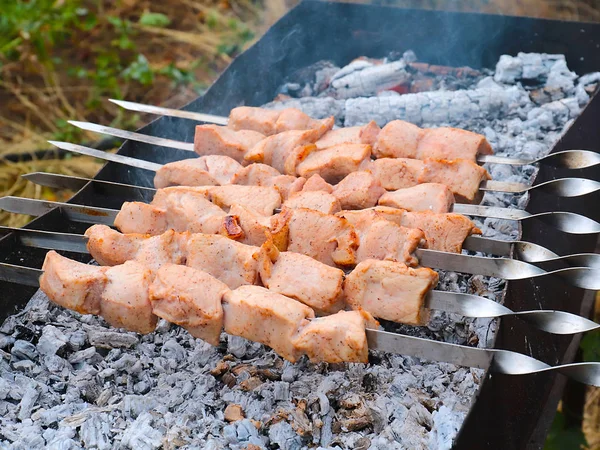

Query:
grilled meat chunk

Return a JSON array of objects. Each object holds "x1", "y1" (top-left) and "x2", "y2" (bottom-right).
[
  {"x1": 283, "y1": 191, "x2": 342, "y2": 214},
  {"x1": 40, "y1": 251, "x2": 106, "y2": 315},
  {"x1": 364, "y1": 157, "x2": 423, "y2": 190},
  {"x1": 231, "y1": 164, "x2": 306, "y2": 200},
  {"x1": 194, "y1": 125, "x2": 265, "y2": 163},
  {"x1": 378, "y1": 183, "x2": 455, "y2": 213},
  {"x1": 302, "y1": 174, "x2": 333, "y2": 193},
  {"x1": 222, "y1": 285, "x2": 314, "y2": 362},
  {"x1": 229, "y1": 106, "x2": 334, "y2": 137},
  {"x1": 149, "y1": 264, "x2": 228, "y2": 345},
  {"x1": 154, "y1": 155, "x2": 243, "y2": 189},
  {"x1": 296, "y1": 143, "x2": 371, "y2": 183},
  {"x1": 419, "y1": 158, "x2": 490, "y2": 203},
  {"x1": 417, "y1": 127, "x2": 493, "y2": 161},
  {"x1": 112, "y1": 202, "x2": 168, "y2": 235},
  {"x1": 332, "y1": 171, "x2": 385, "y2": 210},
  {"x1": 316, "y1": 121, "x2": 380, "y2": 149},
  {"x1": 204, "y1": 185, "x2": 282, "y2": 216},
  {"x1": 373, "y1": 120, "x2": 425, "y2": 159},
  {"x1": 344, "y1": 259, "x2": 438, "y2": 325},
  {"x1": 260, "y1": 251, "x2": 345, "y2": 314},
  {"x1": 274, "y1": 108, "x2": 335, "y2": 136},
  {"x1": 292, "y1": 310, "x2": 372, "y2": 363},
  {"x1": 224, "y1": 204, "x2": 272, "y2": 246},
  {"x1": 286, "y1": 207, "x2": 358, "y2": 266}
]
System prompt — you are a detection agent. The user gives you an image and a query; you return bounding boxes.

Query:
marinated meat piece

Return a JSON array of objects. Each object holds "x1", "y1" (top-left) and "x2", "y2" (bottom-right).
[
  {"x1": 244, "y1": 129, "x2": 320, "y2": 174},
  {"x1": 292, "y1": 310, "x2": 371, "y2": 363},
  {"x1": 373, "y1": 120, "x2": 425, "y2": 159},
  {"x1": 417, "y1": 127, "x2": 493, "y2": 161},
  {"x1": 205, "y1": 185, "x2": 281, "y2": 216},
  {"x1": 101, "y1": 261, "x2": 158, "y2": 334},
  {"x1": 302, "y1": 174, "x2": 333, "y2": 193},
  {"x1": 363, "y1": 157, "x2": 423, "y2": 190},
  {"x1": 344, "y1": 259, "x2": 438, "y2": 325},
  {"x1": 114, "y1": 202, "x2": 168, "y2": 235},
  {"x1": 194, "y1": 124, "x2": 265, "y2": 163},
  {"x1": 418, "y1": 158, "x2": 490, "y2": 203},
  {"x1": 275, "y1": 108, "x2": 335, "y2": 137},
  {"x1": 286, "y1": 208, "x2": 358, "y2": 266},
  {"x1": 154, "y1": 155, "x2": 243, "y2": 189},
  {"x1": 222, "y1": 285, "x2": 314, "y2": 362},
  {"x1": 269, "y1": 175, "x2": 307, "y2": 200},
  {"x1": 86, "y1": 225, "x2": 186, "y2": 271},
  {"x1": 260, "y1": 251, "x2": 345, "y2": 314},
  {"x1": 40, "y1": 251, "x2": 106, "y2": 315},
  {"x1": 400, "y1": 211, "x2": 481, "y2": 253},
  {"x1": 149, "y1": 264, "x2": 228, "y2": 345},
  {"x1": 332, "y1": 171, "x2": 385, "y2": 210},
  {"x1": 316, "y1": 121, "x2": 380, "y2": 149},
  {"x1": 378, "y1": 183, "x2": 455, "y2": 213},
  {"x1": 224, "y1": 204, "x2": 272, "y2": 246},
  {"x1": 283, "y1": 191, "x2": 341, "y2": 214},
  {"x1": 184, "y1": 234, "x2": 269, "y2": 289},
  {"x1": 150, "y1": 188, "x2": 227, "y2": 234},
  {"x1": 296, "y1": 144, "x2": 371, "y2": 183},
  {"x1": 228, "y1": 107, "x2": 282, "y2": 135},
  {"x1": 229, "y1": 164, "x2": 306, "y2": 200}
]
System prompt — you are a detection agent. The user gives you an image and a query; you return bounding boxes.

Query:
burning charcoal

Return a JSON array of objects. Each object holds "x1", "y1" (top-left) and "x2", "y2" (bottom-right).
[
  {"x1": 87, "y1": 330, "x2": 138, "y2": 348},
  {"x1": 122, "y1": 395, "x2": 159, "y2": 419},
  {"x1": 0, "y1": 334, "x2": 14, "y2": 349},
  {"x1": 224, "y1": 403, "x2": 245, "y2": 422},
  {"x1": 68, "y1": 330, "x2": 87, "y2": 351},
  {"x1": 273, "y1": 381, "x2": 290, "y2": 401},
  {"x1": 269, "y1": 420, "x2": 303, "y2": 450},
  {"x1": 120, "y1": 411, "x2": 163, "y2": 449},
  {"x1": 17, "y1": 386, "x2": 39, "y2": 420},
  {"x1": 11, "y1": 340, "x2": 37, "y2": 361},
  {"x1": 239, "y1": 376, "x2": 263, "y2": 392},
  {"x1": 80, "y1": 413, "x2": 111, "y2": 450},
  {"x1": 36, "y1": 325, "x2": 68, "y2": 357}
]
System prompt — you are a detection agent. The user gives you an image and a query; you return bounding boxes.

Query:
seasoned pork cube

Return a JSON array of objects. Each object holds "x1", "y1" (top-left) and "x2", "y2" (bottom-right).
[
  {"x1": 364, "y1": 157, "x2": 423, "y2": 190},
  {"x1": 417, "y1": 127, "x2": 493, "y2": 161},
  {"x1": 418, "y1": 158, "x2": 490, "y2": 203},
  {"x1": 400, "y1": 211, "x2": 481, "y2": 253},
  {"x1": 283, "y1": 191, "x2": 341, "y2": 214},
  {"x1": 373, "y1": 120, "x2": 425, "y2": 159},
  {"x1": 150, "y1": 188, "x2": 227, "y2": 234},
  {"x1": 260, "y1": 251, "x2": 345, "y2": 314},
  {"x1": 223, "y1": 204, "x2": 272, "y2": 246},
  {"x1": 150, "y1": 265, "x2": 229, "y2": 345},
  {"x1": 316, "y1": 121, "x2": 380, "y2": 149},
  {"x1": 302, "y1": 174, "x2": 333, "y2": 193},
  {"x1": 275, "y1": 108, "x2": 335, "y2": 137},
  {"x1": 222, "y1": 285, "x2": 314, "y2": 362},
  {"x1": 292, "y1": 310, "x2": 371, "y2": 363},
  {"x1": 154, "y1": 155, "x2": 243, "y2": 189},
  {"x1": 344, "y1": 259, "x2": 438, "y2": 325},
  {"x1": 231, "y1": 163, "x2": 281, "y2": 185},
  {"x1": 194, "y1": 125, "x2": 265, "y2": 163},
  {"x1": 184, "y1": 234, "x2": 268, "y2": 288},
  {"x1": 206, "y1": 185, "x2": 281, "y2": 216},
  {"x1": 114, "y1": 202, "x2": 168, "y2": 235},
  {"x1": 296, "y1": 144, "x2": 371, "y2": 184},
  {"x1": 40, "y1": 251, "x2": 106, "y2": 315},
  {"x1": 332, "y1": 171, "x2": 385, "y2": 210},
  {"x1": 378, "y1": 183, "x2": 455, "y2": 213},
  {"x1": 228, "y1": 107, "x2": 282, "y2": 135},
  {"x1": 286, "y1": 208, "x2": 358, "y2": 266},
  {"x1": 245, "y1": 129, "x2": 319, "y2": 175},
  {"x1": 101, "y1": 261, "x2": 158, "y2": 334}
]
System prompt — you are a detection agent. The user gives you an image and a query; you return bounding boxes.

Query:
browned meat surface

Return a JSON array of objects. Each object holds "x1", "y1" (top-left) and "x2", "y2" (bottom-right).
[
  {"x1": 194, "y1": 125, "x2": 265, "y2": 163},
  {"x1": 316, "y1": 121, "x2": 380, "y2": 149},
  {"x1": 228, "y1": 107, "x2": 282, "y2": 135},
  {"x1": 286, "y1": 207, "x2": 358, "y2": 266},
  {"x1": 154, "y1": 156, "x2": 243, "y2": 189},
  {"x1": 260, "y1": 251, "x2": 345, "y2": 314},
  {"x1": 378, "y1": 183, "x2": 455, "y2": 213},
  {"x1": 101, "y1": 261, "x2": 158, "y2": 334},
  {"x1": 292, "y1": 310, "x2": 371, "y2": 363},
  {"x1": 283, "y1": 191, "x2": 341, "y2": 214},
  {"x1": 363, "y1": 157, "x2": 423, "y2": 190},
  {"x1": 296, "y1": 143, "x2": 371, "y2": 183},
  {"x1": 400, "y1": 210, "x2": 481, "y2": 253},
  {"x1": 301, "y1": 174, "x2": 333, "y2": 193},
  {"x1": 332, "y1": 171, "x2": 385, "y2": 210},
  {"x1": 418, "y1": 158, "x2": 490, "y2": 203},
  {"x1": 229, "y1": 164, "x2": 306, "y2": 200},
  {"x1": 222, "y1": 285, "x2": 314, "y2": 362},
  {"x1": 40, "y1": 251, "x2": 106, "y2": 315},
  {"x1": 113, "y1": 202, "x2": 168, "y2": 235},
  {"x1": 373, "y1": 120, "x2": 425, "y2": 159},
  {"x1": 149, "y1": 264, "x2": 228, "y2": 345},
  {"x1": 206, "y1": 185, "x2": 282, "y2": 216},
  {"x1": 224, "y1": 204, "x2": 272, "y2": 246},
  {"x1": 417, "y1": 127, "x2": 493, "y2": 161},
  {"x1": 275, "y1": 108, "x2": 335, "y2": 137},
  {"x1": 344, "y1": 259, "x2": 438, "y2": 325}
]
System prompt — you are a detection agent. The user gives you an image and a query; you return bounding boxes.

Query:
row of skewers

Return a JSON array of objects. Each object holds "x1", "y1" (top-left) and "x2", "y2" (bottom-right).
[{"x1": 2, "y1": 102, "x2": 600, "y2": 385}]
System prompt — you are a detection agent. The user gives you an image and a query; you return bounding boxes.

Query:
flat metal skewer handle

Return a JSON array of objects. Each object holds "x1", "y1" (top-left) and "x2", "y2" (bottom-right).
[{"x1": 108, "y1": 98, "x2": 600, "y2": 170}]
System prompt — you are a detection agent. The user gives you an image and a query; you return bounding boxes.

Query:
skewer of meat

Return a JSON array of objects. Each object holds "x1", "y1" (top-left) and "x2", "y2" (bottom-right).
[{"x1": 40, "y1": 251, "x2": 372, "y2": 363}]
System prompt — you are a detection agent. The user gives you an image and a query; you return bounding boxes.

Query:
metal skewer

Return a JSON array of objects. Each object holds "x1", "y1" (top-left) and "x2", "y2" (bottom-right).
[
  {"x1": 108, "y1": 98, "x2": 600, "y2": 170},
  {"x1": 45, "y1": 141, "x2": 600, "y2": 234},
  {"x1": 0, "y1": 260, "x2": 599, "y2": 385},
  {"x1": 0, "y1": 197, "x2": 598, "y2": 289},
  {"x1": 4, "y1": 225, "x2": 598, "y2": 335}
]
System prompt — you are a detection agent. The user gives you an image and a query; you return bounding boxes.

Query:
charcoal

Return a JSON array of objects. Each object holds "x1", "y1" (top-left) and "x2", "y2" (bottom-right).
[
  {"x1": 80, "y1": 413, "x2": 111, "y2": 450},
  {"x1": 37, "y1": 326, "x2": 68, "y2": 357},
  {"x1": 87, "y1": 330, "x2": 138, "y2": 348},
  {"x1": 120, "y1": 411, "x2": 163, "y2": 449},
  {"x1": 11, "y1": 340, "x2": 37, "y2": 360}
]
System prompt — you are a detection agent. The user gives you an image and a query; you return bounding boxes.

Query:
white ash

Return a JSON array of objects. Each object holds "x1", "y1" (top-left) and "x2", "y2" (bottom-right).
[{"x1": 1, "y1": 53, "x2": 597, "y2": 450}]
